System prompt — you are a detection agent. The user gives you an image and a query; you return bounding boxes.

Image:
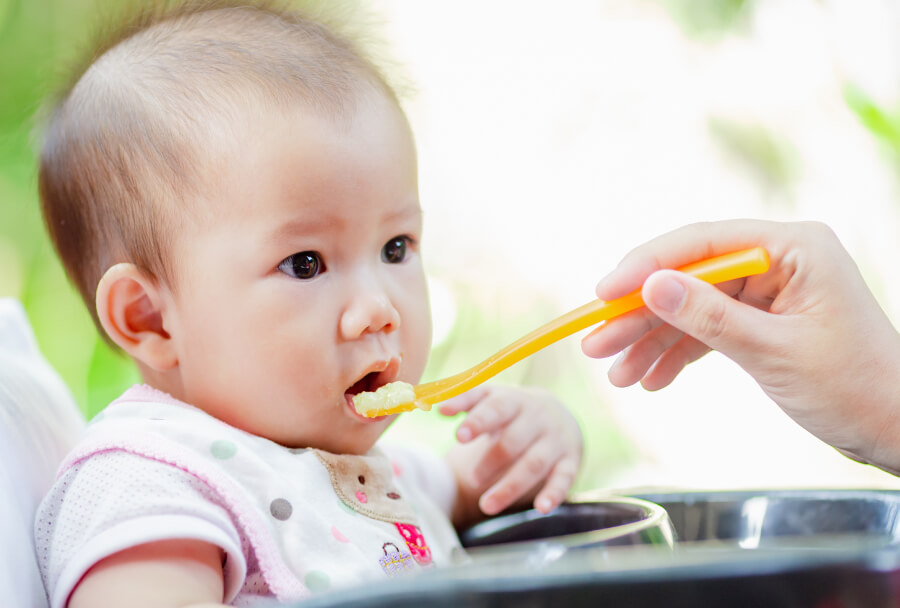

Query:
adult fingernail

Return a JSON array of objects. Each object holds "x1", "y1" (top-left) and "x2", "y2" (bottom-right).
[{"x1": 648, "y1": 274, "x2": 686, "y2": 313}]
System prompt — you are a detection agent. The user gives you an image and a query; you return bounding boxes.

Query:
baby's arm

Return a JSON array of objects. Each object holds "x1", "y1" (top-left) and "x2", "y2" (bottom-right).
[
  {"x1": 68, "y1": 540, "x2": 226, "y2": 608},
  {"x1": 441, "y1": 386, "x2": 582, "y2": 529}
]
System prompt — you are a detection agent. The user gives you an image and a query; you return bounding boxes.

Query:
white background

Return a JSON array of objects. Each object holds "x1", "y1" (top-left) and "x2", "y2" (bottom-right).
[{"x1": 376, "y1": 0, "x2": 900, "y2": 492}]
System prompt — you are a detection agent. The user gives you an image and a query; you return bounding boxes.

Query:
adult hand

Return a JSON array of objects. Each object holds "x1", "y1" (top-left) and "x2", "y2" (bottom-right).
[{"x1": 581, "y1": 220, "x2": 900, "y2": 474}]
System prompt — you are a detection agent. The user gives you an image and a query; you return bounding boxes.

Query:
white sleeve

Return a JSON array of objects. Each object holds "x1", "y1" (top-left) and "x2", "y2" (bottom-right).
[
  {"x1": 379, "y1": 442, "x2": 458, "y2": 518},
  {"x1": 35, "y1": 450, "x2": 247, "y2": 608}
]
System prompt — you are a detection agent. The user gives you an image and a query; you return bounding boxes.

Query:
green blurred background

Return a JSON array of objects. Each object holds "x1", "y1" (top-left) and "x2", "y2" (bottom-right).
[
  {"x1": 0, "y1": 0, "x2": 146, "y2": 417},
  {"x1": 2, "y1": 0, "x2": 899, "y2": 491}
]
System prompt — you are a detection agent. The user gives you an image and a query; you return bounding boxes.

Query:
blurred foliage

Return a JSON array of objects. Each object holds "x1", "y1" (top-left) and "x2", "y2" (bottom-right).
[
  {"x1": 843, "y1": 84, "x2": 900, "y2": 174},
  {"x1": 707, "y1": 117, "x2": 799, "y2": 203},
  {"x1": 657, "y1": 0, "x2": 753, "y2": 39},
  {"x1": 0, "y1": 0, "x2": 121, "y2": 418}
]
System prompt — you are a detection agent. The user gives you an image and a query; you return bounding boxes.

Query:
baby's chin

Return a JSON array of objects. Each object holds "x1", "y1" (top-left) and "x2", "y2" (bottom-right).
[
  {"x1": 297, "y1": 438, "x2": 385, "y2": 456},
  {"x1": 272, "y1": 421, "x2": 393, "y2": 455}
]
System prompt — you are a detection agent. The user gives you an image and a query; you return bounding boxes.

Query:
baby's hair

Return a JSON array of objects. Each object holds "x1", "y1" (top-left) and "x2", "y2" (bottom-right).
[{"x1": 37, "y1": 0, "x2": 398, "y2": 341}]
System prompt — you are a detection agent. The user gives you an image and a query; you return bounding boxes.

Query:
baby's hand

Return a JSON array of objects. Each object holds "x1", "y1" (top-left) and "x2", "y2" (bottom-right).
[{"x1": 441, "y1": 385, "x2": 582, "y2": 526}]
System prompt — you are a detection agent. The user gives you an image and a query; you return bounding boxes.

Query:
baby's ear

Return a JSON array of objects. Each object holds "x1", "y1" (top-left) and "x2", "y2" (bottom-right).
[{"x1": 96, "y1": 263, "x2": 177, "y2": 371}]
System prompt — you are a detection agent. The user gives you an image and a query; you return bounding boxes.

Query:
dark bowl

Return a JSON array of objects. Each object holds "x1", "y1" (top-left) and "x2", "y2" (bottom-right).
[{"x1": 460, "y1": 496, "x2": 676, "y2": 553}]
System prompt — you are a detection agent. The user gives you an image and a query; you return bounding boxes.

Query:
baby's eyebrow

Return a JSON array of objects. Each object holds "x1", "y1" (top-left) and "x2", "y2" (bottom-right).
[
  {"x1": 266, "y1": 202, "x2": 422, "y2": 242},
  {"x1": 382, "y1": 202, "x2": 423, "y2": 224},
  {"x1": 267, "y1": 217, "x2": 333, "y2": 241}
]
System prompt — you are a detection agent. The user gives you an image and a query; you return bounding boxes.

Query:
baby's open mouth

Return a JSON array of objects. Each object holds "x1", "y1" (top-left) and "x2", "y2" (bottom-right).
[
  {"x1": 346, "y1": 358, "x2": 402, "y2": 400},
  {"x1": 346, "y1": 371, "x2": 383, "y2": 398},
  {"x1": 345, "y1": 371, "x2": 394, "y2": 420},
  {"x1": 345, "y1": 359, "x2": 408, "y2": 419}
]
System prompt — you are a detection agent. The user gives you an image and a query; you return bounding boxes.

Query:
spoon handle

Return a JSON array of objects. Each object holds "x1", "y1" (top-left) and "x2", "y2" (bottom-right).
[{"x1": 413, "y1": 246, "x2": 770, "y2": 406}]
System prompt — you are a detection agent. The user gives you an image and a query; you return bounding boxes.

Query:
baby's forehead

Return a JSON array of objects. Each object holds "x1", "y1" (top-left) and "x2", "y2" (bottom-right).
[{"x1": 170, "y1": 95, "x2": 416, "y2": 213}]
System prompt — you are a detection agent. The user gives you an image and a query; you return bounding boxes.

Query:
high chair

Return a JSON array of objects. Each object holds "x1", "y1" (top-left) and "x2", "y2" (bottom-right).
[{"x1": 0, "y1": 299, "x2": 86, "y2": 608}]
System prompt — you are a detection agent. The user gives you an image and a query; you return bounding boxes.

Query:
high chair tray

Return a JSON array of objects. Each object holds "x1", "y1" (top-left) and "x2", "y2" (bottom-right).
[{"x1": 290, "y1": 489, "x2": 900, "y2": 608}]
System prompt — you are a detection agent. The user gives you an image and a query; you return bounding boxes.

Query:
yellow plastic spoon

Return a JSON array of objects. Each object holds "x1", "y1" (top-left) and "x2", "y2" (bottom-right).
[{"x1": 355, "y1": 247, "x2": 770, "y2": 417}]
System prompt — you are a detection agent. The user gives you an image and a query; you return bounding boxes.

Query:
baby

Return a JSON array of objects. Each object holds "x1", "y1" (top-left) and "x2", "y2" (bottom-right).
[{"x1": 34, "y1": 2, "x2": 582, "y2": 607}]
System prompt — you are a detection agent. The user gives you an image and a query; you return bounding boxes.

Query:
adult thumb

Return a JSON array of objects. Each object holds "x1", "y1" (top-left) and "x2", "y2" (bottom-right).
[{"x1": 641, "y1": 269, "x2": 766, "y2": 357}]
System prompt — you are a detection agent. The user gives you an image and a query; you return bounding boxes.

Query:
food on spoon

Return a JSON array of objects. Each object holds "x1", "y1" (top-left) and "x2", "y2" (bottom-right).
[{"x1": 352, "y1": 381, "x2": 430, "y2": 417}]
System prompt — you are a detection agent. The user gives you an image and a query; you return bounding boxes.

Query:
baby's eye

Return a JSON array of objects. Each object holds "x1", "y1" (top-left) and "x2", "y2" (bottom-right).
[
  {"x1": 278, "y1": 251, "x2": 324, "y2": 279},
  {"x1": 382, "y1": 236, "x2": 412, "y2": 264}
]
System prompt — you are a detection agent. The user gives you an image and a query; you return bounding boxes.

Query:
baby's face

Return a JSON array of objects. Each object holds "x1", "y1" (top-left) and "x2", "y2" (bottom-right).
[{"x1": 161, "y1": 93, "x2": 430, "y2": 454}]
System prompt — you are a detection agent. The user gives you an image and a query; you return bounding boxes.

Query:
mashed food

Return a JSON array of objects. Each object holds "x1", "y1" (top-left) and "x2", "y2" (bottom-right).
[{"x1": 352, "y1": 381, "x2": 429, "y2": 417}]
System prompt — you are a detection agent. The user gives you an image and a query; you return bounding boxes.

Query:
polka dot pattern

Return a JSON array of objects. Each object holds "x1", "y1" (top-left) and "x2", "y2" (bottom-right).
[
  {"x1": 331, "y1": 525, "x2": 349, "y2": 543},
  {"x1": 210, "y1": 439, "x2": 237, "y2": 460},
  {"x1": 305, "y1": 570, "x2": 330, "y2": 592},
  {"x1": 39, "y1": 391, "x2": 462, "y2": 605},
  {"x1": 269, "y1": 498, "x2": 293, "y2": 521},
  {"x1": 336, "y1": 498, "x2": 357, "y2": 516}
]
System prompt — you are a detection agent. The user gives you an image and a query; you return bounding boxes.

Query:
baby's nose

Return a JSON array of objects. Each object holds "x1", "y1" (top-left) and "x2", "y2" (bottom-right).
[{"x1": 339, "y1": 287, "x2": 401, "y2": 339}]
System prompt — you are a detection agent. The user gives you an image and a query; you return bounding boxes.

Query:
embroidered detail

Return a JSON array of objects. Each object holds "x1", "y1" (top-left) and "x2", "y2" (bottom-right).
[
  {"x1": 394, "y1": 523, "x2": 432, "y2": 566},
  {"x1": 313, "y1": 449, "x2": 417, "y2": 523},
  {"x1": 379, "y1": 542, "x2": 415, "y2": 578}
]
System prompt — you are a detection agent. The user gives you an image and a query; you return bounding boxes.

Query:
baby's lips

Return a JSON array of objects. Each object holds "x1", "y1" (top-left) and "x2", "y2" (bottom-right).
[{"x1": 368, "y1": 356, "x2": 402, "y2": 390}]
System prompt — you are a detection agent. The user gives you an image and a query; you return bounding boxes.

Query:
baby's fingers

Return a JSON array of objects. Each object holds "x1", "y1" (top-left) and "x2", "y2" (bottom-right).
[
  {"x1": 533, "y1": 455, "x2": 580, "y2": 513},
  {"x1": 438, "y1": 386, "x2": 489, "y2": 416},
  {"x1": 452, "y1": 389, "x2": 523, "y2": 444},
  {"x1": 479, "y1": 438, "x2": 562, "y2": 515}
]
